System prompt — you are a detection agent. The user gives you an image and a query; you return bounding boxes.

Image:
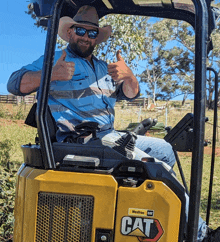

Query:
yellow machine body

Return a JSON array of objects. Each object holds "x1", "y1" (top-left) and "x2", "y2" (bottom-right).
[{"x1": 14, "y1": 164, "x2": 182, "y2": 242}]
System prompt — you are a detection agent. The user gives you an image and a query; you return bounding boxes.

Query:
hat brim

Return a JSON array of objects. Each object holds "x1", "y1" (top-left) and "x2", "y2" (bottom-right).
[{"x1": 58, "y1": 16, "x2": 112, "y2": 44}]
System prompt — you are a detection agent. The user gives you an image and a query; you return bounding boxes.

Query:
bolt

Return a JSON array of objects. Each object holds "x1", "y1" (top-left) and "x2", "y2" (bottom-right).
[
  {"x1": 147, "y1": 182, "x2": 154, "y2": 189},
  {"x1": 101, "y1": 235, "x2": 107, "y2": 241}
]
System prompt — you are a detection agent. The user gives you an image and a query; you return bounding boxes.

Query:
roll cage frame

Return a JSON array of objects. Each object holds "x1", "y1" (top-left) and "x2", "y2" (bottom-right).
[{"x1": 30, "y1": 0, "x2": 217, "y2": 241}]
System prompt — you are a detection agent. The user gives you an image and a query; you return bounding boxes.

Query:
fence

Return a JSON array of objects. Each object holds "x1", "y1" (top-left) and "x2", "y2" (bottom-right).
[
  {"x1": 0, "y1": 95, "x2": 36, "y2": 105},
  {"x1": 0, "y1": 95, "x2": 148, "y2": 107},
  {"x1": 116, "y1": 97, "x2": 148, "y2": 108}
]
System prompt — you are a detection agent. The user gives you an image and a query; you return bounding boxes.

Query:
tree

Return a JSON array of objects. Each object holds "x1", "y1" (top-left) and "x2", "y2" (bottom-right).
[
  {"x1": 57, "y1": 14, "x2": 151, "y2": 68},
  {"x1": 26, "y1": 6, "x2": 220, "y2": 106},
  {"x1": 139, "y1": 12, "x2": 220, "y2": 107},
  {"x1": 139, "y1": 19, "x2": 195, "y2": 105}
]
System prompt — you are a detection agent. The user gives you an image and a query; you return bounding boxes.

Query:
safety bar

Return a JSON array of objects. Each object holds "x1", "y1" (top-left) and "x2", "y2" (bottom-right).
[
  {"x1": 188, "y1": 0, "x2": 208, "y2": 241},
  {"x1": 36, "y1": 0, "x2": 65, "y2": 169}
]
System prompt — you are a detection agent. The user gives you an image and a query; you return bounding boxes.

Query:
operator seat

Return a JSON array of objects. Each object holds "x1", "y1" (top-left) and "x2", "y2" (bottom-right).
[{"x1": 25, "y1": 102, "x2": 57, "y2": 143}]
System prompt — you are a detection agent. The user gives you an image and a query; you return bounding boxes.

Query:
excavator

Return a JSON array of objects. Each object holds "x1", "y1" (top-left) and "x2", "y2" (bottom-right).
[{"x1": 13, "y1": 0, "x2": 219, "y2": 241}]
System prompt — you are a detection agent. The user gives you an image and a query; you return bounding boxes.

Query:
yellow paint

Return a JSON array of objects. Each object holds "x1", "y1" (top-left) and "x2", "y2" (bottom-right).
[
  {"x1": 13, "y1": 167, "x2": 118, "y2": 242},
  {"x1": 14, "y1": 167, "x2": 183, "y2": 242},
  {"x1": 114, "y1": 180, "x2": 182, "y2": 241}
]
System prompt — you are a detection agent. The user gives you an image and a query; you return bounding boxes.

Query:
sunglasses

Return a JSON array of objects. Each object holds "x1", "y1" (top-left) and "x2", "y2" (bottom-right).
[{"x1": 72, "y1": 26, "x2": 99, "y2": 39}]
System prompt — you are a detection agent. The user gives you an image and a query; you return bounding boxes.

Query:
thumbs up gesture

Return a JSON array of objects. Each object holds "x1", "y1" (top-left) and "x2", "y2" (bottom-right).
[
  {"x1": 107, "y1": 50, "x2": 133, "y2": 82},
  {"x1": 51, "y1": 50, "x2": 75, "y2": 81}
]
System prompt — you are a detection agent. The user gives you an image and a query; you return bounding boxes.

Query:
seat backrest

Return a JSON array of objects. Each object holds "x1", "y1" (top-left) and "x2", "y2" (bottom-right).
[{"x1": 25, "y1": 103, "x2": 57, "y2": 142}]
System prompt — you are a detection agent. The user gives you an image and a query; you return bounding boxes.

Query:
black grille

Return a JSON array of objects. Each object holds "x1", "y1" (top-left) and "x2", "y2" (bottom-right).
[{"x1": 36, "y1": 192, "x2": 94, "y2": 242}]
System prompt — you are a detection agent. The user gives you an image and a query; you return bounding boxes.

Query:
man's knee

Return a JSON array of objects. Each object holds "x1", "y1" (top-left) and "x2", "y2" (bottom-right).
[{"x1": 136, "y1": 137, "x2": 176, "y2": 167}]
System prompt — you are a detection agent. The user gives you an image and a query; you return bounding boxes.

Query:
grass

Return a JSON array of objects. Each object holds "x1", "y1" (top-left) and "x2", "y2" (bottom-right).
[
  {"x1": 0, "y1": 123, "x2": 36, "y2": 163},
  {"x1": 175, "y1": 152, "x2": 220, "y2": 229},
  {"x1": 115, "y1": 104, "x2": 220, "y2": 146},
  {"x1": 0, "y1": 103, "x2": 219, "y2": 240},
  {"x1": 0, "y1": 104, "x2": 36, "y2": 241},
  {"x1": 115, "y1": 104, "x2": 220, "y2": 229}
]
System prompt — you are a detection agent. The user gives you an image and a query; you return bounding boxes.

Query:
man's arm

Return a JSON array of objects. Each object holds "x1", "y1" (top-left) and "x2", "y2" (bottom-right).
[
  {"x1": 8, "y1": 50, "x2": 75, "y2": 95},
  {"x1": 20, "y1": 70, "x2": 42, "y2": 94},
  {"x1": 107, "y1": 50, "x2": 140, "y2": 98},
  {"x1": 121, "y1": 74, "x2": 139, "y2": 99},
  {"x1": 21, "y1": 50, "x2": 75, "y2": 94}
]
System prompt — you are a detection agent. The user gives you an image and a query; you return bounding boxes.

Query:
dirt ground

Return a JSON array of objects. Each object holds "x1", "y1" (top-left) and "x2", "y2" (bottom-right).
[
  {"x1": 204, "y1": 146, "x2": 220, "y2": 156},
  {"x1": 0, "y1": 118, "x2": 26, "y2": 128}
]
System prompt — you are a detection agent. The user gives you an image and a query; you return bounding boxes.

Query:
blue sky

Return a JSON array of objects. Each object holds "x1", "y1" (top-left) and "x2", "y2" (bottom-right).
[
  {"x1": 1, "y1": 1, "x2": 218, "y2": 100},
  {"x1": 0, "y1": 1, "x2": 151, "y2": 97},
  {"x1": 1, "y1": 1, "x2": 47, "y2": 94}
]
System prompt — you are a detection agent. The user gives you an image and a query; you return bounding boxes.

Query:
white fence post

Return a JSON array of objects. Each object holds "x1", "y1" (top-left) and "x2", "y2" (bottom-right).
[{"x1": 165, "y1": 108, "x2": 168, "y2": 127}]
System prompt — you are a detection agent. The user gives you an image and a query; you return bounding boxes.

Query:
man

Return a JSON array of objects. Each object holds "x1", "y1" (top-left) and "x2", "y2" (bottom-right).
[
  {"x1": 7, "y1": 5, "x2": 175, "y2": 167},
  {"x1": 7, "y1": 5, "x2": 220, "y2": 241}
]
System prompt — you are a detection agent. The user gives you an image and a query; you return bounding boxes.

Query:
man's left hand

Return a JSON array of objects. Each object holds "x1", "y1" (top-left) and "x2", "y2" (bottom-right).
[
  {"x1": 108, "y1": 50, "x2": 139, "y2": 98},
  {"x1": 107, "y1": 50, "x2": 133, "y2": 81}
]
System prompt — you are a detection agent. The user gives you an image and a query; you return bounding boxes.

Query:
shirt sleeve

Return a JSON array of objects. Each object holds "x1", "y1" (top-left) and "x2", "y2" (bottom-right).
[
  {"x1": 7, "y1": 55, "x2": 45, "y2": 96},
  {"x1": 7, "y1": 68, "x2": 32, "y2": 96},
  {"x1": 116, "y1": 82, "x2": 140, "y2": 102}
]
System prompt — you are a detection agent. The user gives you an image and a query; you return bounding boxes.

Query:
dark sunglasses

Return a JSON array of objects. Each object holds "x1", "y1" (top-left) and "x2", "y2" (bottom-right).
[{"x1": 72, "y1": 26, "x2": 99, "y2": 39}]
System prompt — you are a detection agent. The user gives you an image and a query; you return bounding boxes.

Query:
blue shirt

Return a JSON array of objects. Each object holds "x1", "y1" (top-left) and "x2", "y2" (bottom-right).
[{"x1": 7, "y1": 45, "x2": 139, "y2": 141}]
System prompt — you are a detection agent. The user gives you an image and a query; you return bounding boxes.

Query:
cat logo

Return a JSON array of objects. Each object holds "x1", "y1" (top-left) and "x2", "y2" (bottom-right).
[{"x1": 121, "y1": 216, "x2": 164, "y2": 242}]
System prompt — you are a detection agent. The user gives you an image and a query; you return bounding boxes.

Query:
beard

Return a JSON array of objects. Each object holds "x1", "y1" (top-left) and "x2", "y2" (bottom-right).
[{"x1": 69, "y1": 39, "x2": 95, "y2": 58}]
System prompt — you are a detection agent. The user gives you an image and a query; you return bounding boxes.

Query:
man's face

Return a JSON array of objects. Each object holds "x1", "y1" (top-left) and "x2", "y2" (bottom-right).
[{"x1": 68, "y1": 25, "x2": 98, "y2": 58}]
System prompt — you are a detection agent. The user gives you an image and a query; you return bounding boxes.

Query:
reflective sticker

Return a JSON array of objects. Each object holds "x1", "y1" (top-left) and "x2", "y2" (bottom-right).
[{"x1": 121, "y1": 216, "x2": 164, "y2": 242}]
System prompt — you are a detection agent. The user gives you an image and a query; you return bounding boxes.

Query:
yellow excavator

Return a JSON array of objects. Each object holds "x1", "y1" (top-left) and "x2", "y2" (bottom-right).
[{"x1": 13, "y1": 0, "x2": 219, "y2": 241}]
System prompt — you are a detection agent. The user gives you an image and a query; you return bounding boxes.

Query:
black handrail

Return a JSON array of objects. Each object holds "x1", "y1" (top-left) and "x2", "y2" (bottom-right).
[
  {"x1": 188, "y1": 0, "x2": 208, "y2": 241},
  {"x1": 36, "y1": 0, "x2": 64, "y2": 169},
  {"x1": 206, "y1": 67, "x2": 218, "y2": 225}
]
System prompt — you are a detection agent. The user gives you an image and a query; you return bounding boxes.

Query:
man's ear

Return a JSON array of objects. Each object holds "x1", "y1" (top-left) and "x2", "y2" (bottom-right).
[{"x1": 67, "y1": 28, "x2": 72, "y2": 38}]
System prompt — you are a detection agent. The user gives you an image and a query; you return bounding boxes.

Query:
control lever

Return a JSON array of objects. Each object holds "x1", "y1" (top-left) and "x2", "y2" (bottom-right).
[
  {"x1": 113, "y1": 132, "x2": 137, "y2": 159},
  {"x1": 133, "y1": 118, "x2": 158, "y2": 135}
]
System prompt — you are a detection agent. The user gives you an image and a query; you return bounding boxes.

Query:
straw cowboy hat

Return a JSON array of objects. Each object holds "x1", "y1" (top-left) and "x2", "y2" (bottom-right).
[{"x1": 58, "y1": 5, "x2": 112, "y2": 44}]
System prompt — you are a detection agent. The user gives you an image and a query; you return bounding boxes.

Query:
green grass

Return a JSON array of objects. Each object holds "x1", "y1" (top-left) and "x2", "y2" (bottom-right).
[
  {"x1": 115, "y1": 105, "x2": 220, "y2": 229},
  {"x1": 0, "y1": 123, "x2": 36, "y2": 164},
  {"x1": 174, "y1": 152, "x2": 220, "y2": 229},
  {"x1": 114, "y1": 105, "x2": 220, "y2": 146},
  {"x1": 0, "y1": 103, "x2": 219, "y2": 240},
  {"x1": 0, "y1": 104, "x2": 36, "y2": 240}
]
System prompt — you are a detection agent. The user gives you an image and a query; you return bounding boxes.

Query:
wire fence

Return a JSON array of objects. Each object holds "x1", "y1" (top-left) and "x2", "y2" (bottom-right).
[
  {"x1": 0, "y1": 95, "x2": 149, "y2": 108},
  {"x1": 116, "y1": 97, "x2": 148, "y2": 108},
  {"x1": 0, "y1": 95, "x2": 36, "y2": 105}
]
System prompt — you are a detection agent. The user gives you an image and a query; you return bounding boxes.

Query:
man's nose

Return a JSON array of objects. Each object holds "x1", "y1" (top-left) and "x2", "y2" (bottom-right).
[{"x1": 82, "y1": 32, "x2": 89, "y2": 41}]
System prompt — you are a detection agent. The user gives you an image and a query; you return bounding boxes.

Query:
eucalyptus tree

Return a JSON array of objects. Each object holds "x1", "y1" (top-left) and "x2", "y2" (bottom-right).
[
  {"x1": 140, "y1": 11, "x2": 220, "y2": 107},
  {"x1": 26, "y1": 5, "x2": 220, "y2": 106},
  {"x1": 58, "y1": 14, "x2": 151, "y2": 68},
  {"x1": 139, "y1": 19, "x2": 195, "y2": 105}
]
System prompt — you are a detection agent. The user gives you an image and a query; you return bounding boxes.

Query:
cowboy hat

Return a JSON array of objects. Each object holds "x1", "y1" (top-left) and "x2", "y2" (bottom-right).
[{"x1": 58, "y1": 5, "x2": 112, "y2": 44}]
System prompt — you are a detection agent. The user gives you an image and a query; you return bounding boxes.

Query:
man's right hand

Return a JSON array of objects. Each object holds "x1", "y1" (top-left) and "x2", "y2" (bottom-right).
[{"x1": 51, "y1": 50, "x2": 75, "y2": 81}]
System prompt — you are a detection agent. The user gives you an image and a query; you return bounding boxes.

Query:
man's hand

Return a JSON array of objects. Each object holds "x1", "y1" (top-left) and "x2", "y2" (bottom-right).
[
  {"x1": 51, "y1": 50, "x2": 75, "y2": 81},
  {"x1": 108, "y1": 50, "x2": 139, "y2": 98},
  {"x1": 107, "y1": 50, "x2": 133, "y2": 82},
  {"x1": 20, "y1": 50, "x2": 75, "y2": 94}
]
